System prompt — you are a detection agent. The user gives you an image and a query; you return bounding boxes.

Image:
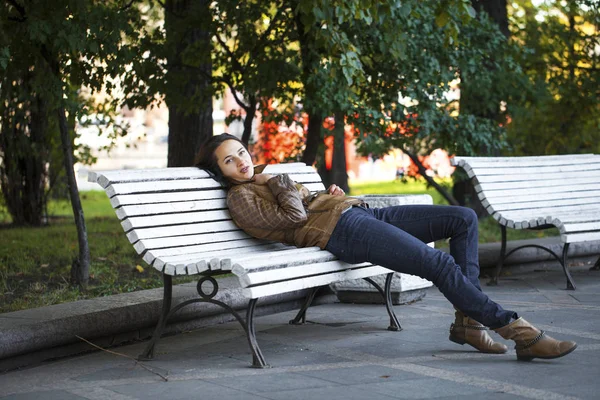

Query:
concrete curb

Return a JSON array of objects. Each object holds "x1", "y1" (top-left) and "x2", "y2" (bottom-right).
[
  {"x1": 478, "y1": 237, "x2": 600, "y2": 269},
  {"x1": 1, "y1": 238, "x2": 598, "y2": 371},
  {"x1": 0, "y1": 276, "x2": 334, "y2": 371}
]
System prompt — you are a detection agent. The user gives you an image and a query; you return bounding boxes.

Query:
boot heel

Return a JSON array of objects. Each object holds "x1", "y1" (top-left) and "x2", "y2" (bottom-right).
[{"x1": 449, "y1": 334, "x2": 466, "y2": 345}]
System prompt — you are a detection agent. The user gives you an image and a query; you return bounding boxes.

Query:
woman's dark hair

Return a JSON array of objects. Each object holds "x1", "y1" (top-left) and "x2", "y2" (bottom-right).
[{"x1": 194, "y1": 133, "x2": 249, "y2": 187}]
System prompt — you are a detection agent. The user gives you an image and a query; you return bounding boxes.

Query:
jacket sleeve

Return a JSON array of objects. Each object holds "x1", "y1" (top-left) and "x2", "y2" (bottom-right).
[{"x1": 227, "y1": 174, "x2": 307, "y2": 231}]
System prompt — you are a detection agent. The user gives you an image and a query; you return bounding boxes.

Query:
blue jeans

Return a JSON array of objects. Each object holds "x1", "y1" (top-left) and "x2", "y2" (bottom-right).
[{"x1": 325, "y1": 205, "x2": 517, "y2": 329}]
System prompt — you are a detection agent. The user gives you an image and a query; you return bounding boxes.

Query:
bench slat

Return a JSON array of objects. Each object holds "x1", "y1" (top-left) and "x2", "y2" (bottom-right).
[
  {"x1": 232, "y1": 250, "x2": 338, "y2": 276},
  {"x1": 90, "y1": 164, "x2": 317, "y2": 187},
  {"x1": 487, "y1": 197, "x2": 600, "y2": 213},
  {"x1": 152, "y1": 243, "x2": 289, "y2": 272},
  {"x1": 561, "y1": 231, "x2": 600, "y2": 243},
  {"x1": 242, "y1": 266, "x2": 391, "y2": 299},
  {"x1": 154, "y1": 243, "x2": 291, "y2": 266},
  {"x1": 116, "y1": 199, "x2": 228, "y2": 220},
  {"x1": 238, "y1": 260, "x2": 373, "y2": 287},
  {"x1": 110, "y1": 189, "x2": 227, "y2": 208},
  {"x1": 472, "y1": 169, "x2": 600, "y2": 185},
  {"x1": 133, "y1": 230, "x2": 251, "y2": 253},
  {"x1": 105, "y1": 172, "x2": 323, "y2": 197},
  {"x1": 464, "y1": 162, "x2": 600, "y2": 179},
  {"x1": 561, "y1": 221, "x2": 600, "y2": 233},
  {"x1": 476, "y1": 176, "x2": 600, "y2": 192},
  {"x1": 480, "y1": 187, "x2": 600, "y2": 204},
  {"x1": 452, "y1": 154, "x2": 596, "y2": 167},
  {"x1": 126, "y1": 220, "x2": 240, "y2": 242},
  {"x1": 121, "y1": 210, "x2": 232, "y2": 232},
  {"x1": 145, "y1": 238, "x2": 269, "y2": 261}
]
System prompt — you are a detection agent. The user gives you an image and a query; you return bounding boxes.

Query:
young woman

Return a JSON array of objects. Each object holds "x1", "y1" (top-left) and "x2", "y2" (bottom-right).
[{"x1": 196, "y1": 133, "x2": 577, "y2": 361}]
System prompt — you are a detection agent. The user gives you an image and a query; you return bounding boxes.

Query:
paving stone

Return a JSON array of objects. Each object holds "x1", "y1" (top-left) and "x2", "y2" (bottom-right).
[
  {"x1": 355, "y1": 377, "x2": 491, "y2": 399},
  {"x1": 204, "y1": 371, "x2": 334, "y2": 393},
  {"x1": 0, "y1": 390, "x2": 88, "y2": 400},
  {"x1": 109, "y1": 380, "x2": 269, "y2": 400},
  {"x1": 296, "y1": 365, "x2": 424, "y2": 384},
  {"x1": 259, "y1": 384, "x2": 400, "y2": 400}
]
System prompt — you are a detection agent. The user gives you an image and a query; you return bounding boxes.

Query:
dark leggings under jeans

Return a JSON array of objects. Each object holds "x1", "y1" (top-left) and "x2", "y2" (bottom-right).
[{"x1": 324, "y1": 205, "x2": 517, "y2": 329}]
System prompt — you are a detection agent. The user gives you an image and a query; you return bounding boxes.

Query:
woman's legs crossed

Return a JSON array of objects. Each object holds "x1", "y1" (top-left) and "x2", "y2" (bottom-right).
[{"x1": 325, "y1": 206, "x2": 515, "y2": 328}]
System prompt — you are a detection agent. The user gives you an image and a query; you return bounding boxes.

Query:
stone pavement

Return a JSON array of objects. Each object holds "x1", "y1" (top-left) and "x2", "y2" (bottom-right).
[{"x1": 1, "y1": 259, "x2": 599, "y2": 400}]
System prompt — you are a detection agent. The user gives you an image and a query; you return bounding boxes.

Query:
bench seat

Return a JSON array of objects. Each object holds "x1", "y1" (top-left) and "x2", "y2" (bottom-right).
[
  {"x1": 89, "y1": 163, "x2": 432, "y2": 367},
  {"x1": 451, "y1": 154, "x2": 600, "y2": 289}
]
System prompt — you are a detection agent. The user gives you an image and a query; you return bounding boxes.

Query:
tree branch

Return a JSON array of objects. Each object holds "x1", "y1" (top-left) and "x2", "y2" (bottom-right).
[
  {"x1": 248, "y1": 5, "x2": 284, "y2": 64},
  {"x1": 215, "y1": 33, "x2": 246, "y2": 75}
]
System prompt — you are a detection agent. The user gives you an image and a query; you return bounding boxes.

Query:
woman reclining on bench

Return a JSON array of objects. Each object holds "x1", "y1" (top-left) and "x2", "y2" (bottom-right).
[{"x1": 195, "y1": 133, "x2": 577, "y2": 362}]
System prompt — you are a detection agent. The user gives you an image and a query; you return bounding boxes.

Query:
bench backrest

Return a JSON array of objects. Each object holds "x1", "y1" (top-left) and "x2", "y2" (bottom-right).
[
  {"x1": 451, "y1": 154, "x2": 600, "y2": 242},
  {"x1": 88, "y1": 163, "x2": 325, "y2": 276}
]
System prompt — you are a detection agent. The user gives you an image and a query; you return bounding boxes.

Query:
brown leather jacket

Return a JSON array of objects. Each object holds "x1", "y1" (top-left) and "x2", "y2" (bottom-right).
[{"x1": 226, "y1": 167, "x2": 364, "y2": 249}]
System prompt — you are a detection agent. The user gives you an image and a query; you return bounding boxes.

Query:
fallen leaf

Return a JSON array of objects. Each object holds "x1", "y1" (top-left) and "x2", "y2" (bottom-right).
[
  {"x1": 40, "y1": 264, "x2": 49, "y2": 268},
  {"x1": 135, "y1": 265, "x2": 144, "y2": 273}
]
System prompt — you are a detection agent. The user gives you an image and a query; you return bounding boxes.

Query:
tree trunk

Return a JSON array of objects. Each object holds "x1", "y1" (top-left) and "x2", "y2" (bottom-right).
[
  {"x1": 41, "y1": 45, "x2": 90, "y2": 288},
  {"x1": 301, "y1": 111, "x2": 323, "y2": 166},
  {"x1": 241, "y1": 96, "x2": 257, "y2": 145},
  {"x1": 0, "y1": 76, "x2": 49, "y2": 226},
  {"x1": 165, "y1": 0, "x2": 213, "y2": 167},
  {"x1": 57, "y1": 106, "x2": 90, "y2": 288},
  {"x1": 295, "y1": 5, "x2": 324, "y2": 167},
  {"x1": 331, "y1": 112, "x2": 349, "y2": 192},
  {"x1": 455, "y1": 0, "x2": 509, "y2": 212}
]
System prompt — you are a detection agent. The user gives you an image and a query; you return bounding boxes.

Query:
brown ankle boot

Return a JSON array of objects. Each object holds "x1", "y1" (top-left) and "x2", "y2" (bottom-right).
[
  {"x1": 449, "y1": 310, "x2": 508, "y2": 354},
  {"x1": 494, "y1": 317, "x2": 577, "y2": 361}
]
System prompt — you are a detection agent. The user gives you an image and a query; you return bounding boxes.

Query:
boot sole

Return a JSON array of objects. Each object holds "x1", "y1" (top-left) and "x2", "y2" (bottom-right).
[{"x1": 517, "y1": 343, "x2": 578, "y2": 361}]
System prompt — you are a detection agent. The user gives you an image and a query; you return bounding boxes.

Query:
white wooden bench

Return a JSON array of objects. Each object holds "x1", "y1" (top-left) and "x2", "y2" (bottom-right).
[
  {"x1": 88, "y1": 163, "x2": 432, "y2": 367},
  {"x1": 451, "y1": 154, "x2": 600, "y2": 290}
]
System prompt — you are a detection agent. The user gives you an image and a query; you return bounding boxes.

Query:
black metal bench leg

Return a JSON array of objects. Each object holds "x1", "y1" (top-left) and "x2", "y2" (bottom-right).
[
  {"x1": 561, "y1": 243, "x2": 577, "y2": 290},
  {"x1": 289, "y1": 287, "x2": 319, "y2": 325},
  {"x1": 364, "y1": 273, "x2": 402, "y2": 332},
  {"x1": 246, "y1": 298, "x2": 269, "y2": 368},
  {"x1": 139, "y1": 274, "x2": 173, "y2": 360},
  {"x1": 488, "y1": 225, "x2": 507, "y2": 286}
]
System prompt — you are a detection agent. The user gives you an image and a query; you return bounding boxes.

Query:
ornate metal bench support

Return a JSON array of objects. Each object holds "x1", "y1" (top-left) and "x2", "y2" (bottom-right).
[
  {"x1": 246, "y1": 298, "x2": 268, "y2": 368},
  {"x1": 138, "y1": 274, "x2": 268, "y2": 367},
  {"x1": 289, "y1": 287, "x2": 320, "y2": 325},
  {"x1": 139, "y1": 274, "x2": 173, "y2": 360},
  {"x1": 363, "y1": 273, "x2": 402, "y2": 331},
  {"x1": 488, "y1": 225, "x2": 576, "y2": 290}
]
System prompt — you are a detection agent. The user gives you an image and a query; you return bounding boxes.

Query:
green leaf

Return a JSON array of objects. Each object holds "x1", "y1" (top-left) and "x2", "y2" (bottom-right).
[{"x1": 435, "y1": 11, "x2": 450, "y2": 28}]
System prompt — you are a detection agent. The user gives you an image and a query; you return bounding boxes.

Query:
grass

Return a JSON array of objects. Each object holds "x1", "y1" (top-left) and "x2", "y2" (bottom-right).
[
  {"x1": 0, "y1": 181, "x2": 558, "y2": 313},
  {"x1": 0, "y1": 191, "x2": 173, "y2": 313}
]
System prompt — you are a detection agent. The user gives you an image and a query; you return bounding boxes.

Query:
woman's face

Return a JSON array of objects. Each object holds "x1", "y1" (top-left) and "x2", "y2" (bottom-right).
[{"x1": 214, "y1": 139, "x2": 254, "y2": 182}]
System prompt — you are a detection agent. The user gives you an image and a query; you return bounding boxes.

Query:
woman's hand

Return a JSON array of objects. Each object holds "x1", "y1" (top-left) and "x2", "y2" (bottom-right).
[
  {"x1": 253, "y1": 173, "x2": 275, "y2": 185},
  {"x1": 327, "y1": 184, "x2": 345, "y2": 196}
]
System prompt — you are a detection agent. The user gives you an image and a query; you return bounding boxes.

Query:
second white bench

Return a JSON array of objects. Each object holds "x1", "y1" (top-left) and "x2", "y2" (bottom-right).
[{"x1": 451, "y1": 154, "x2": 600, "y2": 290}]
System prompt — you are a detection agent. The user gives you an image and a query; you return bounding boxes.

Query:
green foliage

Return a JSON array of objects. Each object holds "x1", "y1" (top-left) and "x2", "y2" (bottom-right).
[
  {"x1": 505, "y1": 0, "x2": 600, "y2": 155},
  {"x1": 310, "y1": 1, "x2": 525, "y2": 159},
  {"x1": 0, "y1": 0, "x2": 152, "y2": 223}
]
